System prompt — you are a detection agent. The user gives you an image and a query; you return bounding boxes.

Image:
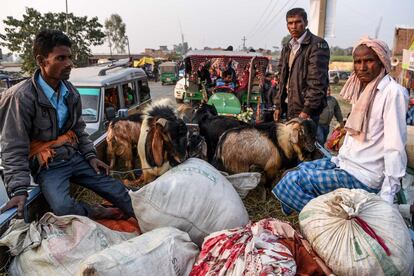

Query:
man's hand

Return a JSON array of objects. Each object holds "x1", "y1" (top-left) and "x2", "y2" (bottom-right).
[
  {"x1": 298, "y1": 112, "x2": 310, "y2": 120},
  {"x1": 89, "y1": 158, "x2": 109, "y2": 175},
  {"x1": 0, "y1": 194, "x2": 28, "y2": 218},
  {"x1": 273, "y1": 109, "x2": 281, "y2": 122},
  {"x1": 339, "y1": 121, "x2": 345, "y2": 128}
]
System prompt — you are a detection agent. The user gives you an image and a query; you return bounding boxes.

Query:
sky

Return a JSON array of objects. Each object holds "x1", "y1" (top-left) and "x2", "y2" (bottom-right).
[{"x1": 1, "y1": 0, "x2": 413, "y2": 55}]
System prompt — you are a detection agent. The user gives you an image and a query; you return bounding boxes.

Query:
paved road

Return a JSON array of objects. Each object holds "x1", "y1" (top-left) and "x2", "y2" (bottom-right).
[{"x1": 149, "y1": 81, "x2": 176, "y2": 103}]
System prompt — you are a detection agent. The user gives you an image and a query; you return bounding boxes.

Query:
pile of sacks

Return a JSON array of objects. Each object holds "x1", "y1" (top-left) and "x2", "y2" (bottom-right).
[
  {"x1": 0, "y1": 213, "x2": 198, "y2": 275},
  {"x1": 0, "y1": 158, "x2": 259, "y2": 275},
  {"x1": 1, "y1": 158, "x2": 413, "y2": 275}
]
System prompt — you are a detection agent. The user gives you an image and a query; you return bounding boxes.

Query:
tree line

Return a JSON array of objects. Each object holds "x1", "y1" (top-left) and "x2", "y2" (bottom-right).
[
  {"x1": 280, "y1": 34, "x2": 353, "y2": 57},
  {"x1": 0, "y1": 8, "x2": 128, "y2": 74}
]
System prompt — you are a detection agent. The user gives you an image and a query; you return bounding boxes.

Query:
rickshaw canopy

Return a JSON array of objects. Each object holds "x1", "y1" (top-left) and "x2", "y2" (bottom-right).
[
  {"x1": 184, "y1": 50, "x2": 269, "y2": 84},
  {"x1": 133, "y1": 57, "x2": 155, "y2": 67}
]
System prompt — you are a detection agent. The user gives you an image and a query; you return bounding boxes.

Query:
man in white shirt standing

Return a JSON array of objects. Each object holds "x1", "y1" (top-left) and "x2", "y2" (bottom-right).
[{"x1": 273, "y1": 37, "x2": 408, "y2": 215}]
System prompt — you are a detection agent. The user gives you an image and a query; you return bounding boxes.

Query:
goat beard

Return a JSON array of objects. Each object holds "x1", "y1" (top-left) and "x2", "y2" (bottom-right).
[
  {"x1": 167, "y1": 149, "x2": 184, "y2": 166},
  {"x1": 304, "y1": 141, "x2": 316, "y2": 152},
  {"x1": 114, "y1": 141, "x2": 130, "y2": 156}
]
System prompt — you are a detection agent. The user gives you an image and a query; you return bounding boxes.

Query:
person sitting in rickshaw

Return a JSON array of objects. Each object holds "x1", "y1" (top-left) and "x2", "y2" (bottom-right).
[
  {"x1": 197, "y1": 61, "x2": 212, "y2": 88},
  {"x1": 232, "y1": 65, "x2": 251, "y2": 101},
  {"x1": 215, "y1": 70, "x2": 236, "y2": 90},
  {"x1": 209, "y1": 67, "x2": 219, "y2": 86},
  {"x1": 226, "y1": 60, "x2": 238, "y2": 85}
]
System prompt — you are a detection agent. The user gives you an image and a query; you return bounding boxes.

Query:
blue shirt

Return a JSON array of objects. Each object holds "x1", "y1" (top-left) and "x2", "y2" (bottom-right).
[
  {"x1": 37, "y1": 74, "x2": 69, "y2": 130},
  {"x1": 216, "y1": 79, "x2": 236, "y2": 89}
]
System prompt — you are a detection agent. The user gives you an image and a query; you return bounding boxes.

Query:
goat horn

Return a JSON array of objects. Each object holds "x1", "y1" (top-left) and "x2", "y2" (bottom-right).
[
  {"x1": 156, "y1": 118, "x2": 168, "y2": 128},
  {"x1": 286, "y1": 117, "x2": 304, "y2": 125}
]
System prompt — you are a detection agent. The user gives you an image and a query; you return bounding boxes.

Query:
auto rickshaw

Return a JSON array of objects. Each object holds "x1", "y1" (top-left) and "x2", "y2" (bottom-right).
[
  {"x1": 159, "y1": 61, "x2": 179, "y2": 85},
  {"x1": 182, "y1": 50, "x2": 269, "y2": 119}
]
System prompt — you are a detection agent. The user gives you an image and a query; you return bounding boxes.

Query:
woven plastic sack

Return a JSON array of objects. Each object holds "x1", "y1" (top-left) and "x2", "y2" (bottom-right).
[
  {"x1": 130, "y1": 158, "x2": 249, "y2": 246},
  {"x1": 77, "y1": 227, "x2": 199, "y2": 276},
  {"x1": 299, "y1": 188, "x2": 414, "y2": 276},
  {"x1": 0, "y1": 212, "x2": 135, "y2": 276}
]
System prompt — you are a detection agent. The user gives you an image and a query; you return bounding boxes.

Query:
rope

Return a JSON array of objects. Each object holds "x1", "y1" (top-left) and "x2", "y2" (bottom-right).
[
  {"x1": 354, "y1": 216, "x2": 391, "y2": 256},
  {"x1": 109, "y1": 167, "x2": 153, "y2": 175}
]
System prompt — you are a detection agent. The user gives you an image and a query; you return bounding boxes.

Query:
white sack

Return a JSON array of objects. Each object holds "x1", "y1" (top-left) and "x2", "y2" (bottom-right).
[
  {"x1": 299, "y1": 188, "x2": 414, "y2": 276},
  {"x1": 130, "y1": 158, "x2": 249, "y2": 246},
  {"x1": 77, "y1": 227, "x2": 199, "y2": 276},
  {"x1": 224, "y1": 172, "x2": 261, "y2": 198},
  {"x1": 0, "y1": 212, "x2": 135, "y2": 276}
]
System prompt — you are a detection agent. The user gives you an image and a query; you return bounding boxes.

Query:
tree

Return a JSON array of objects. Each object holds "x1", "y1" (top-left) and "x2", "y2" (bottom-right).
[
  {"x1": 0, "y1": 7, "x2": 105, "y2": 73},
  {"x1": 281, "y1": 34, "x2": 291, "y2": 47},
  {"x1": 165, "y1": 52, "x2": 181, "y2": 61},
  {"x1": 104, "y1": 14, "x2": 127, "y2": 54}
]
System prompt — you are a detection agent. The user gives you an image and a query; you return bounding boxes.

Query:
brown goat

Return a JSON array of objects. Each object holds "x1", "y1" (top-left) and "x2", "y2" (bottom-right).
[
  {"x1": 214, "y1": 119, "x2": 316, "y2": 187},
  {"x1": 106, "y1": 113, "x2": 142, "y2": 170}
]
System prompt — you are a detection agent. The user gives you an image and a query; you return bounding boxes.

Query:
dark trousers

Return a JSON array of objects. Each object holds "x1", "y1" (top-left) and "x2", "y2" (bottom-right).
[
  {"x1": 36, "y1": 152, "x2": 134, "y2": 217},
  {"x1": 316, "y1": 124, "x2": 330, "y2": 146}
]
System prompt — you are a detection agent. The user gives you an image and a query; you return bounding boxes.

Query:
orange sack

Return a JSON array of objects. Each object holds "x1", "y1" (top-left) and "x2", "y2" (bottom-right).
[
  {"x1": 96, "y1": 217, "x2": 141, "y2": 234},
  {"x1": 326, "y1": 126, "x2": 346, "y2": 152}
]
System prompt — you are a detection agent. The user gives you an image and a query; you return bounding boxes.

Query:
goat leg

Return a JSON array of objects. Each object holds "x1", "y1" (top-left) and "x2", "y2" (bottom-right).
[{"x1": 109, "y1": 157, "x2": 116, "y2": 170}]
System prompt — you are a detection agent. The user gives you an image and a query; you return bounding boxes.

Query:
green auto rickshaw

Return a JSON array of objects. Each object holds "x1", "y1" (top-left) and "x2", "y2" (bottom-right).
[
  {"x1": 182, "y1": 50, "x2": 269, "y2": 119},
  {"x1": 159, "y1": 61, "x2": 179, "y2": 85}
]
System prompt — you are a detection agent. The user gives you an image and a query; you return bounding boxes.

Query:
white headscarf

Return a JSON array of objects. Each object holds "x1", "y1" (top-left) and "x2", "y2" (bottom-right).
[{"x1": 340, "y1": 37, "x2": 391, "y2": 142}]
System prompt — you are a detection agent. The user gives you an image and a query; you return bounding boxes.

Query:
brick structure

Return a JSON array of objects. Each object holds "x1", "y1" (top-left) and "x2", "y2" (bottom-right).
[{"x1": 391, "y1": 26, "x2": 414, "y2": 79}]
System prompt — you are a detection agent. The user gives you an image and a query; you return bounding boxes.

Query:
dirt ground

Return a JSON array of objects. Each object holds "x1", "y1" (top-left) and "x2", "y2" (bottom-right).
[{"x1": 331, "y1": 80, "x2": 351, "y2": 117}]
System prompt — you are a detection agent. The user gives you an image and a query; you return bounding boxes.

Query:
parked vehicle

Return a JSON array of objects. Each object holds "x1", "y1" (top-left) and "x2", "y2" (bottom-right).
[
  {"x1": 329, "y1": 70, "x2": 340, "y2": 84},
  {"x1": 69, "y1": 59, "x2": 151, "y2": 143},
  {"x1": 338, "y1": 70, "x2": 351, "y2": 80},
  {"x1": 159, "y1": 62, "x2": 179, "y2": 85},
  {"x1": 174, "y1": 77, "x2": 188, "y2": 103},
  {"x1": 0, "y1": 74, "x2": 27, "y2": 94},
  {"x1": 182, "y1": 50, "x2": 269, "y2": 118},
  {"x1": 133, "y1": 57, "x2": 156, "y2": 81}
]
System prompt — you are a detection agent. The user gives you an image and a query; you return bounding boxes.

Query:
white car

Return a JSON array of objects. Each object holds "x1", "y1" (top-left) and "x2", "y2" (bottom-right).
[
  {"x1": 174, "y1": 77, "x2": 188, "y2": 103},
  {"x1": 328, "y1": 70, "x2": 340, "y2": 84}
]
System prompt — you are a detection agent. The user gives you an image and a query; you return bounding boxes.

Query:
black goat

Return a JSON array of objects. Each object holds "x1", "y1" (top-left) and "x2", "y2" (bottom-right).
[{"x1": 192, "y1": 103, "x2": 248, "y2": 162}]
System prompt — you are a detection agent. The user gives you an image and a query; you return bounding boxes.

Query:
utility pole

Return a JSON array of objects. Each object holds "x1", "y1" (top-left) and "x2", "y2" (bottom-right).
[
  {"x1": 125, "y1": 36, "x2": 131, "y2": 58},
  {"x1": 374, "y1": 16, "x2": 383, "y2": 39},
  {"x1": 108, "y1": 34, "x2": 113, "y2": 57},
  {"x1": 242, "y1": 36, "x2": 247, "y2": 51},
  {"x1": 65, "y1": 0, "x2": 69, "y2": 34}
]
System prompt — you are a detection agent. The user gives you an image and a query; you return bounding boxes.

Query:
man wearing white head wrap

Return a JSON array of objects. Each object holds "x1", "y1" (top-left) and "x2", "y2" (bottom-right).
[{"x1": 273, "y1": 37, "x2": 408, "y2": 214}]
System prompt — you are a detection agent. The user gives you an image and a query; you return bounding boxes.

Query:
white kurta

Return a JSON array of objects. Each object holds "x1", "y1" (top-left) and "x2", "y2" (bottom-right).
[{"x1": 332, "y1": 75, "x2": 409, "y2": 203}]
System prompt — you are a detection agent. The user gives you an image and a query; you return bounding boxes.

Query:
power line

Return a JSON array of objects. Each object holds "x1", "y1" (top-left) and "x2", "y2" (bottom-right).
[
  {"x1": 249, "y1": 0, "x2": 293, "y2": 41},
  {"x1": 246, "y1": 0, "x2": 276, "y2": 38},
  {"x1": 249, "y1": 0, "x2": 282, "y2": 40},
  {"x1": 255, "y1": 0, "x2": 299, "y2": 44}
]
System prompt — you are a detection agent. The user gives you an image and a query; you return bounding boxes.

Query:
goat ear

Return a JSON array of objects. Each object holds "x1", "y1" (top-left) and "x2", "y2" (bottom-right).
[
  {"x1": 151, "y1": 126, "x2": 164, "y2": 166},
  {"x1": 156, "y1": 118, "x2": 168, "y2": 128},
  {"x1": 290, "y1": 128, "x2": 299, "y2": 144}
]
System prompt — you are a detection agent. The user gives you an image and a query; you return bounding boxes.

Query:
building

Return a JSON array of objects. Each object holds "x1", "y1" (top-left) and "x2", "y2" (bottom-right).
[
  {"x1": 391, "y1": 26, "x2": 414, "y2": 80},
  {"x1": 88, "y1": 54, "x2": 145, "y2": 65}
]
